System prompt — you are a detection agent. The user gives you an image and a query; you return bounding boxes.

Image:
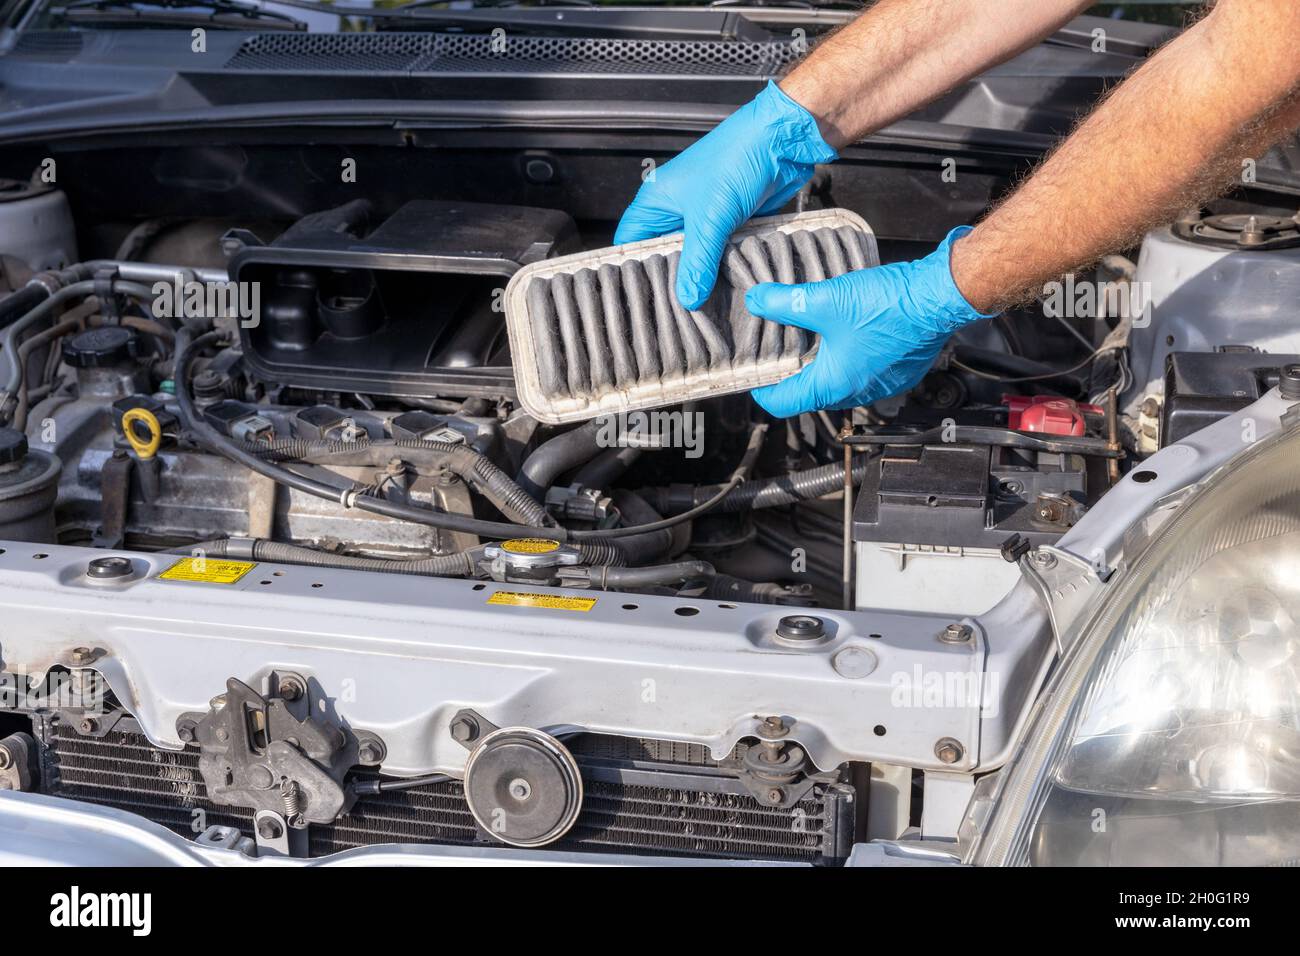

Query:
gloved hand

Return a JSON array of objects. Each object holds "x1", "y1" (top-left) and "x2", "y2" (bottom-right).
[
  {"x1": 750, "y1": 227, "x2": 994, "y2": 417},
  {"x1": 614, "y1": 80, "x2": 837, "y2": 310}
]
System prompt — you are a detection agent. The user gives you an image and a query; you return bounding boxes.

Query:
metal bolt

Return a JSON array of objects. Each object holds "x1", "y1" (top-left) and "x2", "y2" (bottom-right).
[
  {"x1": 278, "y1": 678, "x2": 304, "y2": 702},
  {"x1": 78, "y1": 717, "x2": 97, "y2": 734},
  {"x1": 68, "y1": 647, "x2": 93, "y2": 665},
  {"x1": 940, "y1": 623, "x2": 973, "y2": 644},
  {"x1": 86, "y1": 555, "x2": 133, "y2": 580},
  {"x1": 758, "y1": 715, "x2": 789, "y2": 739},
  {"x1": 1029, "y1": 550, "x2": 1058, "y2": 570},
  {"x1": 508, "y1": 778, "x2": 532, "y2": 801},
  {"x1": 1280, "y1": 363, "x2": 1300, "y2": 401},
  {"x1": 449, "y1": 716, "x2": 479, "y2": 743},
  {"x1": 256, "y1": 817, "x2": 284, "y2": 841},
  {"x1": 358, "y1": 740, "x2": 383, "y2": 764},
  {"x1": 177, "y1": 722, "x2": 196, "y2": 743},
  {"x1": 1036, "y1": 495, "x2": 1067, "y2": 524},
  {"x1": 775, "y1": 615, "x2": 825, "y2": 642},
  {"x1": 934, "y1": 737, "x2": 965, "y2": 765},
  {"x1": 766, "y1": 788, "x2": 783, "y2": 803}
]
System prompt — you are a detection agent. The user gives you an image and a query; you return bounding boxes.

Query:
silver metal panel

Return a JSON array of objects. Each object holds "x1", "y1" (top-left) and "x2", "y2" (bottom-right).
[{"x1": 0, "y1": 543, "x2": 984, "y2": 775}]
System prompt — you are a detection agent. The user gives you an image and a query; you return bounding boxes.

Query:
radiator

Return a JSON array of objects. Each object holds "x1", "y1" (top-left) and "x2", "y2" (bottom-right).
[{"x1": 37, "y1": 716, "x2": 855, "y2": 864}]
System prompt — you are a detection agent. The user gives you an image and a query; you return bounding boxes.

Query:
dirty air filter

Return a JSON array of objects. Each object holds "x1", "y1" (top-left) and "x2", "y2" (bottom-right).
[{"x1": 505, "y1": 209, "x2": 878, "y2": 423}]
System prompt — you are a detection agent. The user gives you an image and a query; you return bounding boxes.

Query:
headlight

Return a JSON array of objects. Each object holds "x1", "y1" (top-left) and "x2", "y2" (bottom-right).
[{"x1": 973, "y1": 424, "x2": 1300, "y2": 866}]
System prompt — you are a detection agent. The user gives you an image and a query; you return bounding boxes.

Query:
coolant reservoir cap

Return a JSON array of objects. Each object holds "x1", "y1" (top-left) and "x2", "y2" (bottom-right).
[
  {"x1": 484, "y1": 537, "x2": 580, "y2": 574},
  {"x1": 62, "y1": 326, "x2": 138, "y2": 368},
  {"x1": 502, "y1": 537, "x2": 561, "y2": 555},
  {"x1": 0, "y1": 427, "x2": 27, "y2": 465}
]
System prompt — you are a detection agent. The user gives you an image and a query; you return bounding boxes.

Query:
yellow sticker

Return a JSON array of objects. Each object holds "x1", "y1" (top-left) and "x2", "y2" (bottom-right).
[
  {"x1": 158, "y1": 557, "x2": 257, "y2": 585},
  {"x1": 501, "y1": 538, "x2": 562, "y2": 555},
  {"x1": 487, "y1": 590, "x2": 596, "y2": 612}
]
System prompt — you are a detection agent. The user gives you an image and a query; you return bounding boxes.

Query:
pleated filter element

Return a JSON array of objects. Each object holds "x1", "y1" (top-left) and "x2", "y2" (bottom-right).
[{"x1": 504, "y1": 208, "x2": 878, "y2": 424}]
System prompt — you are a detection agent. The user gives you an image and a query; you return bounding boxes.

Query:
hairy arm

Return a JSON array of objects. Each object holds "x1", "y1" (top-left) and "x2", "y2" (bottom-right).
[
  {"x1": 950, "y1": 0, "x2": 1300, "y2": 312},
  {"x1": 781, "y1": 0, "x2": 1093, "y2": 149}
]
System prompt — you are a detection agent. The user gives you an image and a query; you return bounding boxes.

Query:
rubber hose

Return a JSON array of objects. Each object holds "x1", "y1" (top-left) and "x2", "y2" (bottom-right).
[
  {"x1": 706, "y1": 574, "x2": 814, "y2": 606},
  {"x1": 953, "y1": 344, "x2": 1085, "y2": 394},
  {"x1": 444, "y1": 444, "x2": 552, "y2": 527},
  {"x1": 184, "y1": 536, "x2": 625, "y2": 573},
  {"x1": 573, "y1": 539, "x2": 626, "y2": 567},
  {"x1": 588, "y1": 560, "x2": 714, "y2": 590},
  {"x1": 572, "y1": 445, "x2": 643, "y2": 490},
  {"x1": 609, "y1": 490, "x2": 673, "y2": 564},
  {"x1": 642, "y1": 459, "x2": 869, "y2": 515},
  {"x1": 516, "y1": 419, "x2": 605, "y2": 500},
  {"x1": 0, "y1": 284, "x2": 48, "y2": 333},
  {"x1": 184, "y1": 538, "x2": 478, "y2": 577}
]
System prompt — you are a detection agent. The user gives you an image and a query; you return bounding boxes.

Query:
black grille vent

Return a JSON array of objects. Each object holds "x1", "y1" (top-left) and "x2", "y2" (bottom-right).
[
  {"x1": 40, "y1": 720, "x2": 852, "y2": 864},
  {"x1": 225, "y1": 31, "x2": 435, "y2": 72},
  {"x1": 43, "y1": 721, "x2": 254, "y2": 838},
  {"x1": 225, "y1": 31, "x2": 798, "y2": 76},
  {"x1": 12, "y1": 30, "x2": 86, "y2": 58}
]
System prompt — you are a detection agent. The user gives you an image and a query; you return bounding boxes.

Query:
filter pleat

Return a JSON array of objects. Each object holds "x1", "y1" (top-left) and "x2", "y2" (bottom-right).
[
  {"x1": 525, "y1": 276, "x2": 569, "y2": 398},
  {"x1": 723, "y1": 247, "x2": 763, "y2": 364},
  {"x1": 762, "y1": 231, "x2": 806, "y2": 357},
  {"x1": 644, "y1": 253, "x2": 688, "y2": 381},
  {"x1": 621, "y1": 258, "x2": 661, "y2": 383},
  {"x1": 678, "y1": 267, "x2": 734, "y2": 371},
  {"x1": 573, "y1": 267, "x2": 614, "y2": 391},
  {"x1": 550, "y1": 271, "x2": 591, "y2": 396},
  {"x1": 813, "y1": 227, "x2": 848, "y2": 278},
  {"x1": 596, "y1": 263, "x2": 640, "y2": 389},
  {"x1": 835, "y1": 225, "x2": 869, "y2": 270}
]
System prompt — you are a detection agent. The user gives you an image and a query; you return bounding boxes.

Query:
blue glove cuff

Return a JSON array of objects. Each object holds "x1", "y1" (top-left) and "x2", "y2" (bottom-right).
[
  {"x1": 756, "y1": 80, "x2": 839, "y2": 167},
  {"x1": 921, "y1": 225, "x2": 999, "y2": 335}
]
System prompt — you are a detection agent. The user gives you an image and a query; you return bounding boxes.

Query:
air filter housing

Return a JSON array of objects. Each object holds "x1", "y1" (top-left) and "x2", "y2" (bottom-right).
[{"x1": 505, "y1": 209, "x2": 878, "y2": 423}]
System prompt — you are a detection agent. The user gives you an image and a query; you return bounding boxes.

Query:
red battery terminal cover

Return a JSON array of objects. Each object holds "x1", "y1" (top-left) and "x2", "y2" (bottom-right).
[{"x1": 1002, "y1": 394, "x2": 1103, "y2": 437}]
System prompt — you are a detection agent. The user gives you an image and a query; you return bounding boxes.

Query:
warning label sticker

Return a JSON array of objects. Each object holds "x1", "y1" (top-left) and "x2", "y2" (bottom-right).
[
  {"x1": 158, "y1": 557, "x2": 257, "y2": 585},
  {"x1": 487, "y1": 590, "x2": 597, "y2": 612}
]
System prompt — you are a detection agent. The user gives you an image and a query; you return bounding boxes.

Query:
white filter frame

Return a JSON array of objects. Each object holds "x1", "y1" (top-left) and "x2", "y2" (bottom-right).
[{"x1": 504, "y1": 208, "x2": 878, "y2": 424}]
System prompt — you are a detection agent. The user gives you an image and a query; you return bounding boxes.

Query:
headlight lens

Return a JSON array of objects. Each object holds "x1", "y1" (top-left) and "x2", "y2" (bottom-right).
[{"x1": 975, "y1": 425, "x2": 1300, "y2": 866}]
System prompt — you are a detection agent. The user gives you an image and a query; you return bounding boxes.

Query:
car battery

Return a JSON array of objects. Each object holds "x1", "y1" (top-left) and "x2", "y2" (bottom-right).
[{"x1": 851, "y1": 402, "x2": 1103, "y2": 617}]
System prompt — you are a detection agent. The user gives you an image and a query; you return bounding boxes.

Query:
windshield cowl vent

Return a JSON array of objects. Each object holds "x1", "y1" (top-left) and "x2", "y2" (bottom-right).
[{"x1": 224, "y1": 31, "x2": 799, "y2": 77}]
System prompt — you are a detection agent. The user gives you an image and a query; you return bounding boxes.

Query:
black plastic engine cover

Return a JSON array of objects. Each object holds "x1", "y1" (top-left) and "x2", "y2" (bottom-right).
[{"x1": 231, "y1": 199, "x2": 579, "y2": 399}]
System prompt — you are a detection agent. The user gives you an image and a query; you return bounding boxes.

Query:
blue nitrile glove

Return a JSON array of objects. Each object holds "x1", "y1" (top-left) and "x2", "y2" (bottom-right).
[
  {"x1": 750, "y1": 227, "x2": 996, "y2": 417},
  {"x1": 614, "y1": 80, "x2": 838, "y2": 310}
]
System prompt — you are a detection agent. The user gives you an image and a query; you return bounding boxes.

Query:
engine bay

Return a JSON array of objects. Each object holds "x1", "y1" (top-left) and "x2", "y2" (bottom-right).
[{"x1": 1, "y1": 125, "x2": 1299, "y2": 863}]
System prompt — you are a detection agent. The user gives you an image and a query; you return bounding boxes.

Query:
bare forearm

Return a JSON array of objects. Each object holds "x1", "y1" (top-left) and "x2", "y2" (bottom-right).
[
  {"x1": 951, "y1": 0, "x2": 1300, "y2": 313},
  {"x1": 780, "y1": 0, "x2": 1090, "y2": 149}
]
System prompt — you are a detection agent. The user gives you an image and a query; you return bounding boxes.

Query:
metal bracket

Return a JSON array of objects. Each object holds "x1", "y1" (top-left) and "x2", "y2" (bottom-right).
[
  {"x1": 93, "y1": 450, "x2": 134, "y2": 549},
  {"x1": 192, "y1": 676, "x2": 359, "y2": 827},
  {"x1": 1017, "y1": 546, "x2": 1109, "y2": 656}
]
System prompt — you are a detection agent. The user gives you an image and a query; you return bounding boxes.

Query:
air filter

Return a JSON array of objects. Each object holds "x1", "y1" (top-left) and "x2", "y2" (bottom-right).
[{"x1": 505, "y1": 209, "x2": 878, "y2": 423}]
